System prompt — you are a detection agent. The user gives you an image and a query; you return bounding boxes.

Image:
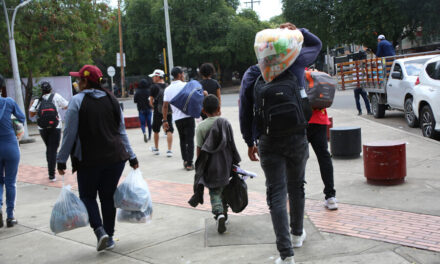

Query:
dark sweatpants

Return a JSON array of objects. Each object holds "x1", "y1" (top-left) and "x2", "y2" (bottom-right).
[
  {"x1": 175, "y1": 117, "x2": 195, "y2": 165},
  {"x1": 39, "y1": 128, "x2": 61, "y2": 178},
  {"x1": 77, "y1": 161, "x2": 125, "y2": 237}
]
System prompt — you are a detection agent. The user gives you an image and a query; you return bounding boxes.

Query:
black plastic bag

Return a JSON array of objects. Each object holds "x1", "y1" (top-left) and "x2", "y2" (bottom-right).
[{"x1": 223, "y1": 171, "x2": 248, "y2": 213}]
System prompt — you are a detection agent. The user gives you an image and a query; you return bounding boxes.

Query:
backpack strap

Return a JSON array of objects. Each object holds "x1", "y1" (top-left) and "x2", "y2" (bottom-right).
[{"x1": 48, "y1": 93, "x2": 55, "y2": 103}]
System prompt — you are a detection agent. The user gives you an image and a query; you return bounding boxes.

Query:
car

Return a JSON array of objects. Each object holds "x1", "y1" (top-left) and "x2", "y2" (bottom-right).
[
  {"x1": 366, "y1": 55, "x2": 437, "y2": 124},
  {"x1": 413, "y1": 56, "x2": 440, "y2": 139}
]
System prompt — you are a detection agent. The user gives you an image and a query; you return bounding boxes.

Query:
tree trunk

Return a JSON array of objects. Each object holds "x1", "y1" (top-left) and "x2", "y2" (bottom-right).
[{"x1": 24, "y1": 71, "x2": 33, "y2": 122}]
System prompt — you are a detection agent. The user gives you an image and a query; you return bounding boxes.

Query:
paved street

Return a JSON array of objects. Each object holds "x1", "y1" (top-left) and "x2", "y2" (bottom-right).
[{"x1": 1, "y1": 89, "x2": 440, "y2": 263}]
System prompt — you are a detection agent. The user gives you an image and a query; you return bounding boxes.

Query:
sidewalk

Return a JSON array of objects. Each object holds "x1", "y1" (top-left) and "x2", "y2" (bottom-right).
[{"x1": 2, "y1": 99, "x2": 440, "y2": 263}]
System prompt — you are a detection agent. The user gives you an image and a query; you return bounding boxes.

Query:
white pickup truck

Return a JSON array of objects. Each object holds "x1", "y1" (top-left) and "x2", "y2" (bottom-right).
[{"x1": 365, "y1": 55, "x2": 437, "y2": 127}]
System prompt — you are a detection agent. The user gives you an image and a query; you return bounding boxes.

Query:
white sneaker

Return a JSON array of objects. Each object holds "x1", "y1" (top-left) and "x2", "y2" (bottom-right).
[
  {"x1": 166, "y1": 150, "x2": 173, "y2": 157},
  {"x1": 292, "y1": 229, "x2": 306, "y2": 248},
  {"x1": 324, "y1": 197, "x2": 338, "y2": 210},
  {"x1": 275, "y1": 256, "x2": 295, "y2": 264},
  {"x1": 150, "y1": 146, "x2": 160, "y2": 155}
]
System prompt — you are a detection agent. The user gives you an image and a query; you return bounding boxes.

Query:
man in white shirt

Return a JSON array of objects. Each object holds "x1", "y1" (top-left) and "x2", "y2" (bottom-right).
[
  {"x1": 162, "y1": 67, "x2": 195, "y2": 171},
  {"x1": 29, "y1": 82, "x2": 68, "y2": 181}
]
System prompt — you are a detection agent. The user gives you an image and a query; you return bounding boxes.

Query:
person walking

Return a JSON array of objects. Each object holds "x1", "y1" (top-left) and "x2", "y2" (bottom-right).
[
  {"x1": 162, "y1": 67, "x2": 195, "y2": 171},
  {"x1": 240, "y1": 23, "x2": 321, "y2": 264},
  {"x1": 307, "y1": 109, "x2": 337, "y2": 210},
  {"x1": 0, "y1": 74, "x2": 26, "y2": 228},
  {"x1": 148, "y1": 69, "x2": 173, "y2": 157},
  {"x1": 57, "y1": 65, "x2": 138, "y2": 251},
  {"x1": 376, "y1": 35, "x2": 395, "y2": 58},
  {"x1": 195, "y1": 95, "x2": 240, "y2": 234},
  {"x1": 29, "y1": 82, "x2": 68, "y2": 181},
  {"x1": 199, "y1": 63, "x2": 221, "y2": 119},
  {"x1": 134, "y1": 78, "x2": 153, "y2": 143}
]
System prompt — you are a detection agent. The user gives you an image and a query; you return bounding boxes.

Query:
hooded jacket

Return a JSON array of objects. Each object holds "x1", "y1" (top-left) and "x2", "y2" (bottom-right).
[
  {"x1": 189, "y1": 118, "x2": 241, "y2": 207},
  {"x1": 57, "y1": 89, "x2": 135, "y2": 171},
  {"x1": 134, "y1": 79, "x2": 152, "y2": 111}
]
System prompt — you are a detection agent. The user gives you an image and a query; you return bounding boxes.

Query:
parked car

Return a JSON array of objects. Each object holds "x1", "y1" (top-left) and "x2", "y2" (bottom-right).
[
  {"x1": 413, "y1": 56, "x2": 440, "y2": 139},
  {"x1": 366, "y1": 55, "x2": 437, "y2": 126}
]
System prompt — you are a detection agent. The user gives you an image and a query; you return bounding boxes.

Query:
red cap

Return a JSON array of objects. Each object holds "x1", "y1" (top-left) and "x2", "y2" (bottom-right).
[{"x1": 70, "y1": 65, "x2": 103, "y2": 84}]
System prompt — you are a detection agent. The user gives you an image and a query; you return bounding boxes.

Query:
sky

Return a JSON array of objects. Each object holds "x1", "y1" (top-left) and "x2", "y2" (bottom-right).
[{"x1": 105, "y1": 0, "x2": 283, "y2": 21}]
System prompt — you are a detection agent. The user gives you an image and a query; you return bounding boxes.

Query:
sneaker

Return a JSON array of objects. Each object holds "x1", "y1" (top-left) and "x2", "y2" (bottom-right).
[
  {"x1": 216, "y1": 214, "x2": 226, "y2": 234},
  {"x1": 275, "y1": 256, "x2": 295, "y2": 264},
  {"x1": 94, "y1": 226, "x2": 109, "y2": 251},
  {"x1": 185, "y1": 164, "x2": 195, "y2": 171},
  {"x1": 106, "y1": 236, "x2": 115, "y2": 250},
  {"x1": 143, "y1": 134, "x2": 148, "y2": 143},
  {"x1": 292, "y1": 229, "x2": 306, "y2": 248},
  {"x1": 324, "y1": 197, "x2": 338, "y2": 210},
  {"x1": 6, "y1": 218, "x2": 17, "y2": 228},
  {"x1": 358, "y1": 111, "x2": 362, "y2": 116},
  {"x1": 150, "y1": 146, "x2": 159, "y2": 155},
  {"x1": 166, "y1": 150, "x2": 173, "y2": 157},
  {"x1": 367, "y1": 112, "x2": 373, "y2": 115},
  {"x1": 49, "y1": 175, "x2": 56, "y2": 182},
  {"x1": 0, "y1": 212, "x2": 3, "y2": 228}
]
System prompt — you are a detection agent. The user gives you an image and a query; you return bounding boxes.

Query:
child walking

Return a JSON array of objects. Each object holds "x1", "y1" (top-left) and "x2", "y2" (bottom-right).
[{"x1": 195, "y1": 95, "x2": 240, "y2": 234}]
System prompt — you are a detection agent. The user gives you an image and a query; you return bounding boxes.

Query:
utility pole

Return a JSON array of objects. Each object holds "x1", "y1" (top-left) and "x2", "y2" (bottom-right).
[
  {"x1": 118, "y1": 0, "x2": 126, "y2": 97},
  {"x1": 2, "y1": 0, "x2": 34, "y2": 143},
  {"x1": 244, "y1": 0, "x2": 260, "y2": 10},
  {"x1": 163, "y1": 0, "x2": 174, "y2": 72}
]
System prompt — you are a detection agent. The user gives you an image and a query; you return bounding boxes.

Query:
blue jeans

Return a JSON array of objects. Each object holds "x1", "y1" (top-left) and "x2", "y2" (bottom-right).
[
  {"x1": 0, "y1": 136, "x2": 20, "y2": 218},
  {"x1": 77, "y1": 161, "x2": 125, "y2": 237},
  {"x1": 354, "y1": 88, "x2": 371, "y2": 113},
  {"x1": 259, "y1": 134, "x2": 309, "y2": 259},
  {"x1": 138, "y1": 109, "x2": 152, "y2": 138}
]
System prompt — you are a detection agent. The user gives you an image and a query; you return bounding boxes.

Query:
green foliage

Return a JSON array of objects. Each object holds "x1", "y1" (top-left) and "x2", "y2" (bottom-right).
[{"x1": 282, "y1": 0, "x2": 440, "y2": 50}]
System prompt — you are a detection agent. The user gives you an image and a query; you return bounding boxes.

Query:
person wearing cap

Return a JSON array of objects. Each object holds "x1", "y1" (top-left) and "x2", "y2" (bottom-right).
[
  {"x1": 29, "y1": 82, "x2": 68, "y2": 181},
  {"x1": 0, "y1": 74, "x2": 26, "y2": 228},
  {"x1": 149, "y1": 69, "x2": 174, "y2": 157},
  {"x1": 376, "y1": 34, "x2": 395, "y2": 58},
  {"x1": 57, "y1": 65, "x2": 139, "y2": 251},
  {"x1": 134, "y1": 78, "x2": 153, "y2": 143},
  {"x1": 163, "y1": 67, "x2": 195, "y2": 171}
]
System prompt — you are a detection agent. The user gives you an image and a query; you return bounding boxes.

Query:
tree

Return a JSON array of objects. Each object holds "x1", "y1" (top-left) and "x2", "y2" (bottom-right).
[
  {"x1": 0, "y1": 0, "x2": 112, "y2": 115},
  {"x1": 282, "y1": 0, "x2": 440, "y2": 52}
]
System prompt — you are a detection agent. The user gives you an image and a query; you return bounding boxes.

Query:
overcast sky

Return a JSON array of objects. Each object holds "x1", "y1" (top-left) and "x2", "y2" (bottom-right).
[{"x1": 106, "y1": 0, "x2": 282, "y2": 21}]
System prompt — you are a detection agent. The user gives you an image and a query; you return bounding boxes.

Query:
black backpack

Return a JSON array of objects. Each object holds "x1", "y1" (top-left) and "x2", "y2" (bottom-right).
[
  {"x1": 37, "y1": 94, "x2": 59, "y2": 129},
  {"x1": 253, "y1": 71, "x2": 308, "y2": 137}
]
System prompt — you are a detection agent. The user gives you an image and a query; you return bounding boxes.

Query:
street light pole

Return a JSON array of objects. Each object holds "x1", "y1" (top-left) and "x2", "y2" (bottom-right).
[
  {"x1": 117, "y1": 0, "x2": 126, "y2": 97},
  {"x1": 2, "y1": 0, "x2": 33, "y2": 142},
  {"x1": 163, "y1": 0, "x2": 174, "y2": 72}
]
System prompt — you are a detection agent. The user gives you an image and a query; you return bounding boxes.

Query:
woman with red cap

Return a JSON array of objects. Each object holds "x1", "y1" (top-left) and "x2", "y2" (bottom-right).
[{"x1": 57, "y1": 65, "x2": 139, "y2": 251}]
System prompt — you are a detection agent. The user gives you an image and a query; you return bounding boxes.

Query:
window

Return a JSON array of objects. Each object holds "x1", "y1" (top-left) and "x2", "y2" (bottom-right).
[
  {"x1": 426, "y1": 62, "x2": 440, "y2": 80},
  {"x1": 404, "y1": 59, "x2": 429, "y2": 76},
  {"x1": 392, "y1": 63, "x2": 402, "y2": 79}
]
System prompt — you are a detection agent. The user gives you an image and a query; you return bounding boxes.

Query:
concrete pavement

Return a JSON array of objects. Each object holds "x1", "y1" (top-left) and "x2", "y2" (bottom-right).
[{"x1": 2, "y1": 91, "x2": 440, "y2": 263}]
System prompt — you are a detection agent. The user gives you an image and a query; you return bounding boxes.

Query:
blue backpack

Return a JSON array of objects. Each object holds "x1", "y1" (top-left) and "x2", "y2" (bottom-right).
[{"x1": 170, "y1": 80, "x2": 204, "y2": 118}]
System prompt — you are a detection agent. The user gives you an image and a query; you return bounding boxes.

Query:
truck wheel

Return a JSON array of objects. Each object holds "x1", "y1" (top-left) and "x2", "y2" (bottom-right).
[
  {"x1": 404, "y1": 98, "x2": 419, "y2": 128},
  {"x1": 420, "y1": 105, "x2": 440, "y2": 139},
  {"x1": 371, "y1": 95, "x2": 385, "y2": 118}
]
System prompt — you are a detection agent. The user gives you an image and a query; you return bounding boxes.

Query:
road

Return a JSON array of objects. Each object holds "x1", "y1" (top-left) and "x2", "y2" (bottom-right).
[{"x1": 122, "y1": 89, "x2": 427, "y2": 138}]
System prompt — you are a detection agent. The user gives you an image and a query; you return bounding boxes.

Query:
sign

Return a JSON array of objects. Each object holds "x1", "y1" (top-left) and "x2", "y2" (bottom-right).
[
  {"x1": 116, "y1": 53, "x2": 126, "y2": 67},
  {"x1": 107, "y1": 66, "x2": 116, "y2": 77}
]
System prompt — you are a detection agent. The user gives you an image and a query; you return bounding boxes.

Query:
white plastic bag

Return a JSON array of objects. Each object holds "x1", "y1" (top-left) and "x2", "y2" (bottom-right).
[
  {"x1": 116, "y1": 204, "x2": 153, "y2": 224},
  {"x1": 254, "y1": 28, "x2": 304, "y2": 83},
  {"x1": 50, "y1": 185, "x2": 89, "y2": 234},
  {"x1": 114, "y1": 169, "x2": 152, "y2": 211}
]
